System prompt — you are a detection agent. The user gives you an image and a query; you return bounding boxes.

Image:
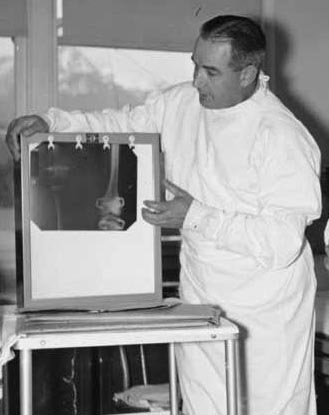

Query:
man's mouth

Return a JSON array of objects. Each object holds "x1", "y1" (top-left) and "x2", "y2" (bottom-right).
[
  {"x1": 198, "y1": 92, "x2": 213, "y2": 108},
  {"x1": 199, "y1": 92, "x2": 208, "y2": 101}
]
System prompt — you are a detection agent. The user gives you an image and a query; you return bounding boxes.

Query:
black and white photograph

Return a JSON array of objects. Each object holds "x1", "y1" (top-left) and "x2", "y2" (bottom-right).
[{"x1": 0, "y1": 1, "x2": 329, "y2": 415}]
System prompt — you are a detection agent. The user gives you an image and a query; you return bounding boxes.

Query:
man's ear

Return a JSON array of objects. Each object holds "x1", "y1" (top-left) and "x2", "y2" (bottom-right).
[{"x1": 240, "y1": 65, "x2": 258, "y2": 87}]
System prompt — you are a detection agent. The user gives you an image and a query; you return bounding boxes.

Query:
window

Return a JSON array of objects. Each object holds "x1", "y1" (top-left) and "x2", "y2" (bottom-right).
[
  {"x1": 0, "y1": 37, "x2": 16, "y2": 303},
  {"x1": 58, "y1": 46, "x2": 193, "y2": 110},
  {"x1": 58, "y1": 45, "x2": 191, "y2": 296}
]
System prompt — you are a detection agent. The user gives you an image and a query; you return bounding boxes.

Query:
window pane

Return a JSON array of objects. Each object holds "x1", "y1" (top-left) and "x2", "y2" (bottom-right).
[
  {"x1": 58, "y1": 46, "x2": 193, "y2": 110},
  {"x1": 0, "y1": 37, "x2": 16, "y2": 304}
]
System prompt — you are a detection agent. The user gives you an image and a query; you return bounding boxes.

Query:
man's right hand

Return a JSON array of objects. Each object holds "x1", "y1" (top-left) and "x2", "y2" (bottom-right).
[{"x1": 5, "y1": 115, "x2": 50, "y2": 161}]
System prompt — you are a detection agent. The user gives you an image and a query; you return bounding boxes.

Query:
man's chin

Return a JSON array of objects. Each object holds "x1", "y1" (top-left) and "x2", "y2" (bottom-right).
[{"x1": 199, "y1": 97, "x2": 213, "y2": 109}]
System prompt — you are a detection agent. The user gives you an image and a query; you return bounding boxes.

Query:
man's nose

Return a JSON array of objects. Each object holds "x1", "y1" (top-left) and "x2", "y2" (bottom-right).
[{"x1": 193, "y1": 68, "x2": 206, "y2": 89}]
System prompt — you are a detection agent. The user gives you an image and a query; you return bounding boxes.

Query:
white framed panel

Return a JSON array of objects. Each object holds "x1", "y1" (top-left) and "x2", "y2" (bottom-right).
[{"x1": 16, "y1": 132, "x2": 162, "y2": 311}]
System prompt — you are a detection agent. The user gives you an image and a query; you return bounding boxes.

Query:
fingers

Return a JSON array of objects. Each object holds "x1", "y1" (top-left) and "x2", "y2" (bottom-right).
[
  {"x1": 21, "y1": 115, "x2": 49, "y2": 137},
  {"x1": 142, "y1": 200, "x2": 169, "y2": 227},
  {"x1": 142, "y1": 182, "x2": 193, "y2": 229},
  {"x1": 142, "y1": 199, "x2": 170, "y2": 222},
  {"x1": 23, "y1": 125, "x2": 42, "y2": 137},
  {"x1": 141, "y1": 206, "x2": 182, "y2": 229},
  {"x1": 5, "y1": 119, "x2": 22, "y2": 161},
  {"x1": 143, "y1": 200, "x2": 167, "y2": 213},
  {"x1": 141, "y1": 207, "x2": 166, "y2": 226},
  {"x1": 142, "y1": 200, "x2": 182, "y2": 228},
  {"x1": 5, "y1": 115, "x2": 49, "y2": 161}
]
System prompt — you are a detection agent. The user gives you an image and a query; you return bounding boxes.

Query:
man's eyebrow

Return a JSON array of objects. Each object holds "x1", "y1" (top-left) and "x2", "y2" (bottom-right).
[
  {"x1": 203, "y1": 65, "x2": 220, "y2": 73},
  {"x1": 191, "y1": 56, "x2": 220, "y2": 73}
]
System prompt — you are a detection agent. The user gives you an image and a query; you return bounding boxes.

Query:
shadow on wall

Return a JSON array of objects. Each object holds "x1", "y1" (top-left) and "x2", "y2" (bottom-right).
[
  {"x1": 264, "y1": 19, "x2": 329, "y2": 254},
  {"x1": 264, "y1": 19, "x2": 329, "y2": 166}
]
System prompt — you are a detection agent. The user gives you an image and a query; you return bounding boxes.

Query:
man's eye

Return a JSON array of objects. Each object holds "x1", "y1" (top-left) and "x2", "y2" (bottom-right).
[{"x1": 207, "y1": 70, "x2": 218, "y2": 77}]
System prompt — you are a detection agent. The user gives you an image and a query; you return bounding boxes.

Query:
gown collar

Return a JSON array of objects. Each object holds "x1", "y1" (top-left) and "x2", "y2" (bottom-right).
[{"x1": 207, "y1": 71, "x2": 270, "y2": 116}]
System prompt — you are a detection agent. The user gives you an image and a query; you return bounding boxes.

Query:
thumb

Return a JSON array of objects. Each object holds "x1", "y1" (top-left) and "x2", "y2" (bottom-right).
[{"x1": 163, "y1": 179, "x2": 184, "y2": 196}]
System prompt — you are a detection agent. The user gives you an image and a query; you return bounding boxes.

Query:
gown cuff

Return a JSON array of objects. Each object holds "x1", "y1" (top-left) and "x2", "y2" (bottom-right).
[
  {"x1": 183, "y1": 199, "x2": 207, "y2": 231},
  {"x1": 40, "y1": 113, "x2": 53, "y2": 130},
  {"x1": 183, "y1": 200, "x2": 226, "y2": 243}
]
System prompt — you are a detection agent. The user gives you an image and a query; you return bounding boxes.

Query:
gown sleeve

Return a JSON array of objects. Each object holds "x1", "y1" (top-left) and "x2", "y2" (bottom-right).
[
  {"x1": 42, "y1": 90, "x2": 166, "y2": 134},
  {"x1": 183, "y1": 120, "x2": 322, "y2": 270}
]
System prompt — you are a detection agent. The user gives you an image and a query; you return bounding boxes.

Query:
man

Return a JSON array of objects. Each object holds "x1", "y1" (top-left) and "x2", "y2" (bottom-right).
[{"x1": 6, "y1": 15, "x2": 321, "y2": 415}]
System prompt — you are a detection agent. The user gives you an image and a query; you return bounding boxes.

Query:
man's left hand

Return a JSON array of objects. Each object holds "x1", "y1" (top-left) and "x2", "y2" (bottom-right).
[{"x1": 142, "y1": 180, "x2": 193, "y2": 229}]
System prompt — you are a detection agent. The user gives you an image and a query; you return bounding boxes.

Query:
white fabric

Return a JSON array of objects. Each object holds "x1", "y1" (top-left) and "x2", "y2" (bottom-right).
[
  {"x1": 0, "y1": 306, "x2": 21, "y2": 367},
  {"x1": 324, "y1": 219, "x2": 329, "y2": 246},
  {"x1": 44, "y1": 74, "x2": 321, "y2": 415},
  {"x1": 113, "y1": 383, "x2": 170, "y2": 411},
  {"x1": 0, "y1": 306, "x2": 23, "y2": 400}
]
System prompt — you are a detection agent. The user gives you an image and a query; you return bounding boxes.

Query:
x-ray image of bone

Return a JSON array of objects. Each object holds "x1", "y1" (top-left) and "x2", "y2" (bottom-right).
[
  {"x1": 96, "y1": 143, "x2": 126, "y2": 230},
  {"x1": 42, "y1": 164, "x2": 71, "y2": 230}
]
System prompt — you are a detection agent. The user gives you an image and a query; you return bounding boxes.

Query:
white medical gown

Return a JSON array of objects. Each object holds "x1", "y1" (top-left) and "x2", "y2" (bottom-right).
[{"x1": 44, "y1": 75, "x2": 321, "y2": 415}]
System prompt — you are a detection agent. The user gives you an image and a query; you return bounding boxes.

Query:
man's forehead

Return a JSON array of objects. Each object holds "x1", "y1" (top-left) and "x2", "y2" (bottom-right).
[{"x1": 192, "y1": 37, "x2": 232, "y2": 63}]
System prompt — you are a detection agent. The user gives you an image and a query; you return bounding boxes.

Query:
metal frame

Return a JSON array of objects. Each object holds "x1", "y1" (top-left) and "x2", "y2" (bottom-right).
[
  {"x1": 16, "y1": 132, "x2": 162, "y2": 311},
  {"x1": 14, "y1": 0, "x2": 58, "y2": 117}
]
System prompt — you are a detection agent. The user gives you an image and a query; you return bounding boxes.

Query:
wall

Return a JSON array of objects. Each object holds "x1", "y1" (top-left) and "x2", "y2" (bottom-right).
[
  {"x1": 263, "y1": 0, "x2": 329, "y2": 253},
  {"x1": 263, "y1": 0, "x2": 329, "y2": 166},
  {"x1": 61, "y1": 0, "x2": 262, "y2": 51}
]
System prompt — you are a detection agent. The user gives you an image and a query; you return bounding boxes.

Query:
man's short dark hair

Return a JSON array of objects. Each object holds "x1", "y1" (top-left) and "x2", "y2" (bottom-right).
[{"x1": 200, "y1": 15, "x2": 266, "y2": 71}]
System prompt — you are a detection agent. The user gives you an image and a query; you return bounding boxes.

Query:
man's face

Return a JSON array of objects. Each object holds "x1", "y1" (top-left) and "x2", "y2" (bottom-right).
[{"x1": 192, "y1": 37, "x2": 245, "y2": 110}]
